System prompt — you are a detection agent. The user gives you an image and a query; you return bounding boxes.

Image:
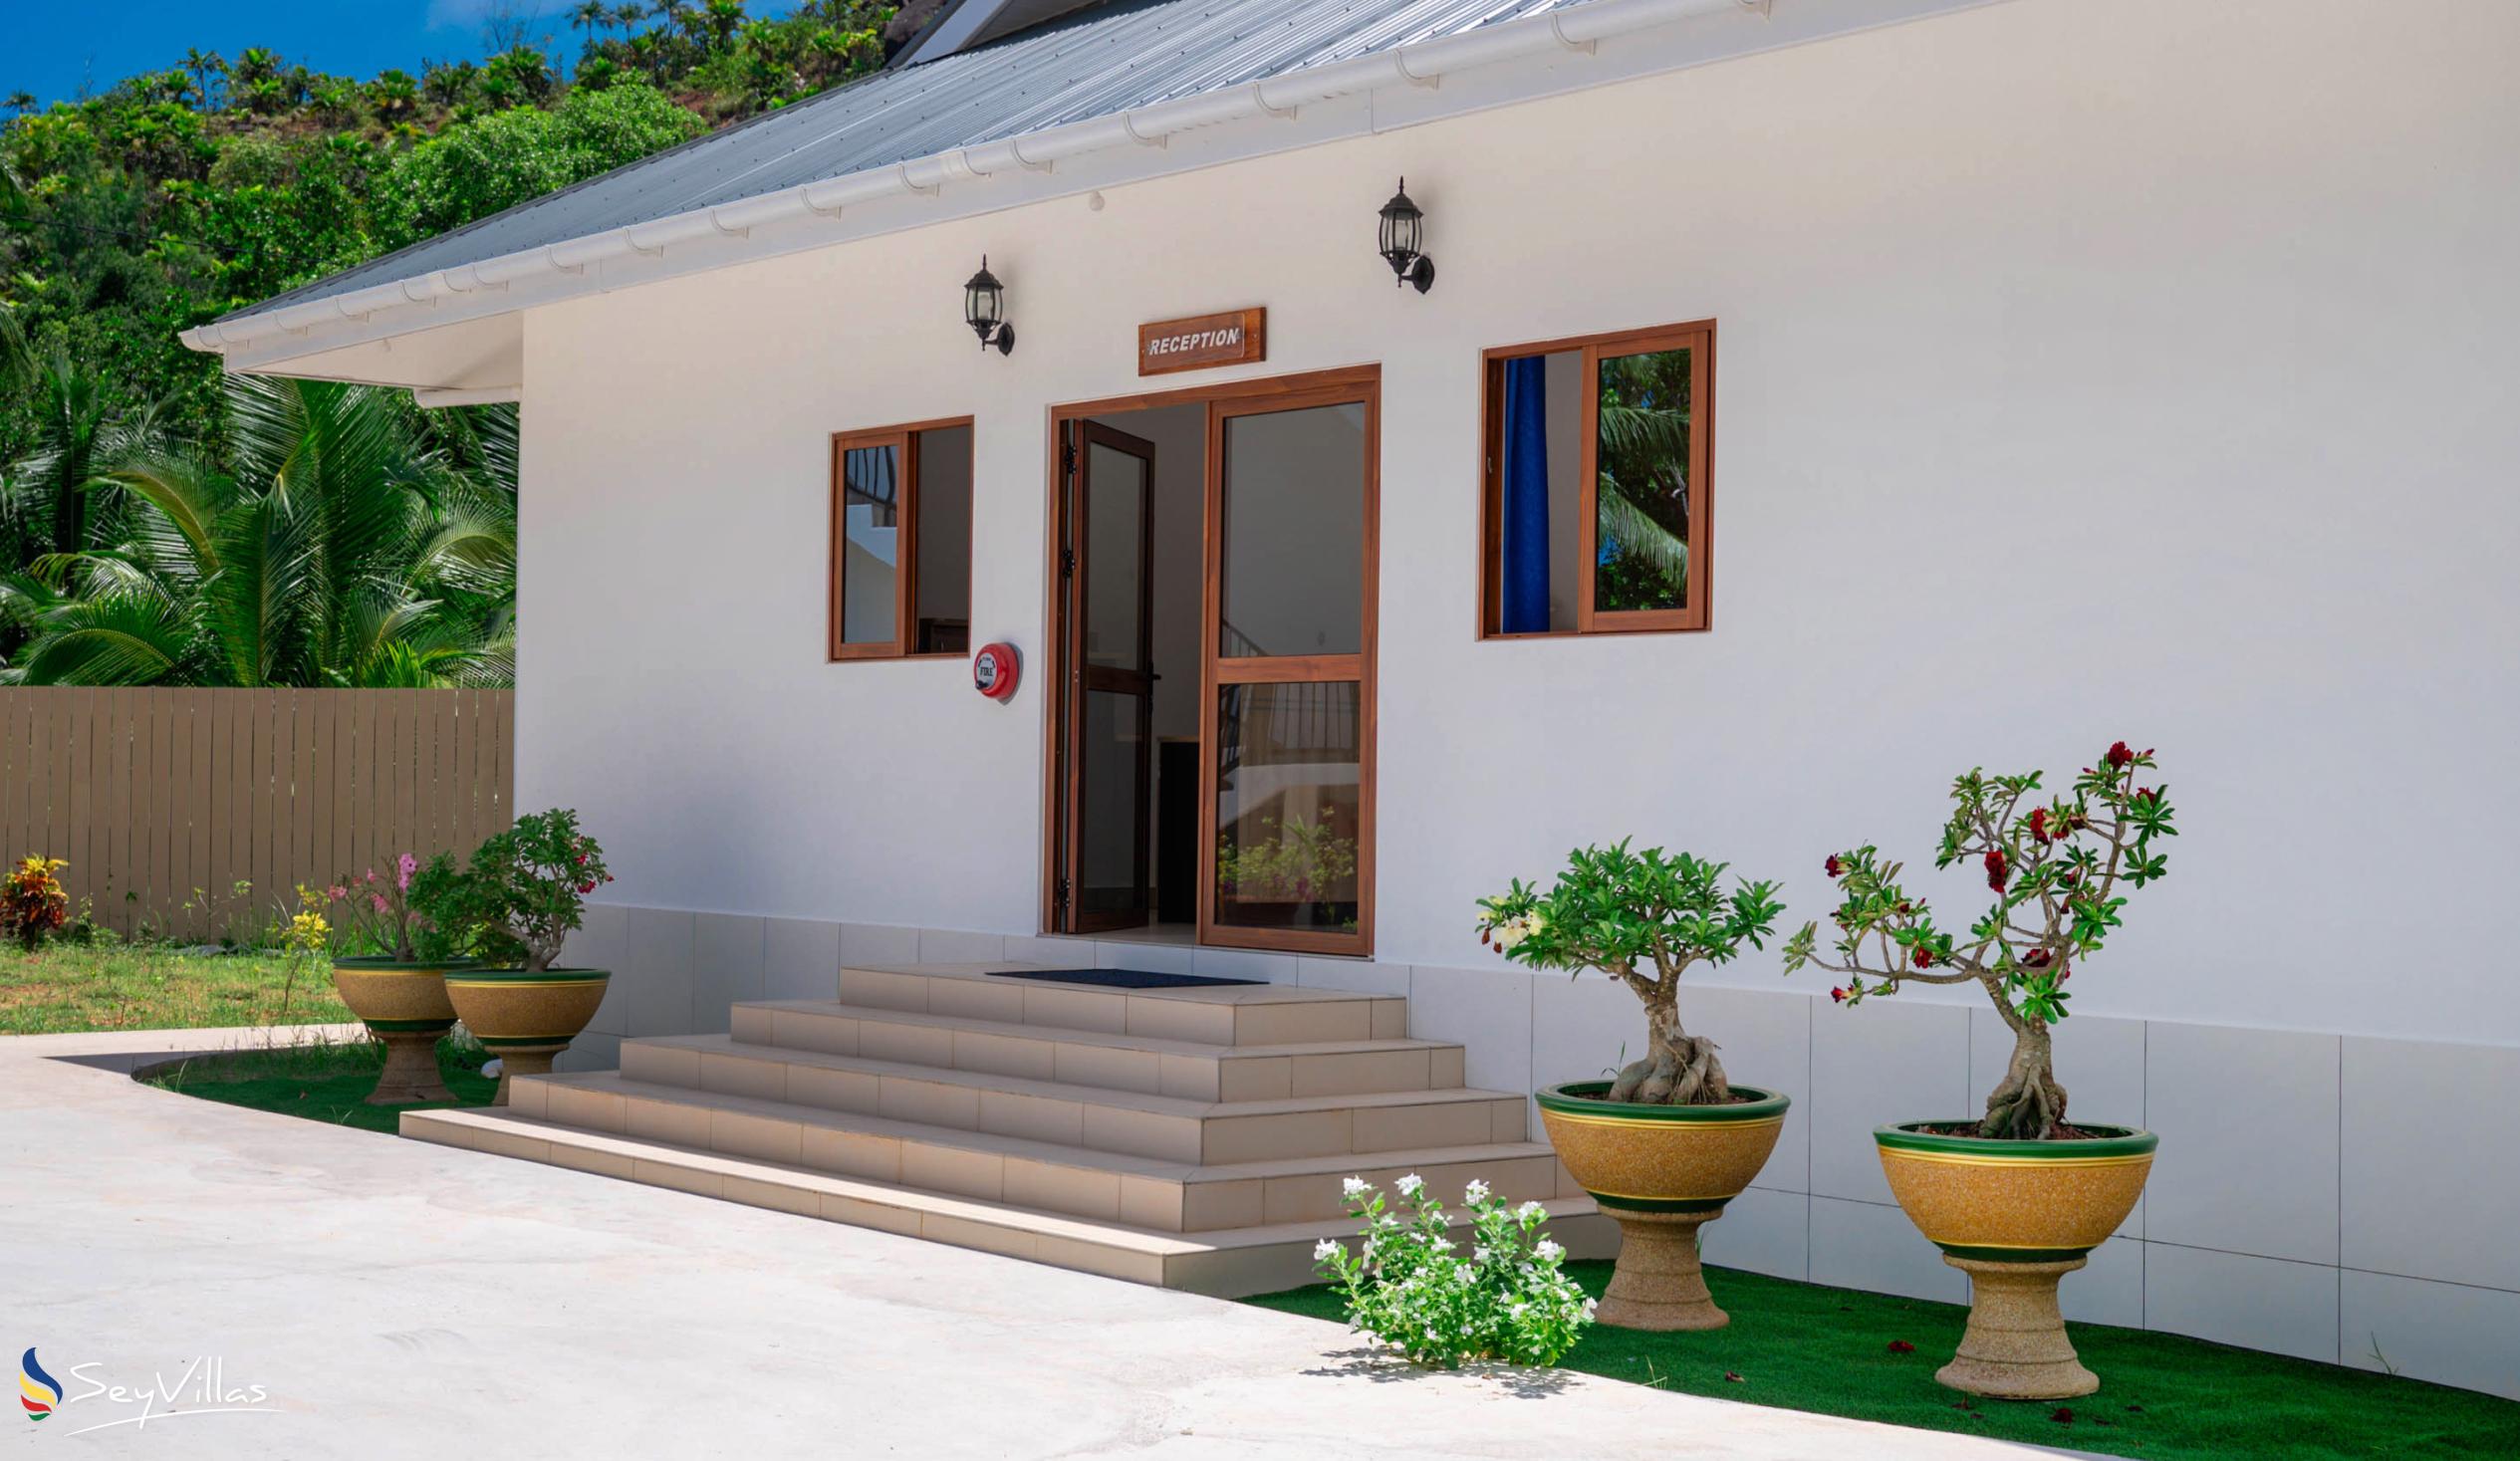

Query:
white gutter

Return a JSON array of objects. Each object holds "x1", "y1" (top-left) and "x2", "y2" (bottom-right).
[
  {"x1": 180, "y1": 0, "x2": 1755, "y2": 357},
  {"x1": 411, "y1": 384, "x2": 525, "y2": 408}
]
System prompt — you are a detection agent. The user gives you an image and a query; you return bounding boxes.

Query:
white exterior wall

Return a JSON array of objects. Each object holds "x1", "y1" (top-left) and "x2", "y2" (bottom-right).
[{"x1": 521, "y1": 0, "x2": 2520, "y2": 1390}]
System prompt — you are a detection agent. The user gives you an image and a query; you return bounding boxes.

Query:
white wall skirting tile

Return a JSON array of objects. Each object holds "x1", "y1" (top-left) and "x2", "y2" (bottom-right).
[{"x1": 551, "y1": 905, "x2": 2520, "y2": 1399}]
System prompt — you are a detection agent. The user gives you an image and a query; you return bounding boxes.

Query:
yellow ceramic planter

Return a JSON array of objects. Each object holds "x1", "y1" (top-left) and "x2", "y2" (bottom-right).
[
  {"x1": 443, "y1": 968, "x2": 611, "y2": 1105},
  {"x1": 1536, "y1": 1081, "x2": 1789, "y2": 1330},
  {"x1": 330, "y1": 956, "x2": 475, "y2": 1105},
  {"x1": 1876, "y1": 1121, "x2": 2158, "y2": 1399}
]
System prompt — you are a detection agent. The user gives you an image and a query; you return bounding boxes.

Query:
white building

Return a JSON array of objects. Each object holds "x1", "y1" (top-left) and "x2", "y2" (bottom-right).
[{"x1": 197, "y1": 0, "x2": 2520, "y2": 1398}]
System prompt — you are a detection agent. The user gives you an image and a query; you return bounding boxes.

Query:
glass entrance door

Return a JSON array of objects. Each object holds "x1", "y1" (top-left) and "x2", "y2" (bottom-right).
[
  {"x1": 1060, "y1": 421, "x2": 1158, "y2": 932},
  {"x1": 1201, "y1": 389, "x2": 1377, "y2": 954}
]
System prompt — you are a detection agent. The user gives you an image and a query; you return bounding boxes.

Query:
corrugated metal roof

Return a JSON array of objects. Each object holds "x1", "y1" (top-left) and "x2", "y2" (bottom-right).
[{"x1": 226, "y1": 0, "x2": 1575, "y2": 325}]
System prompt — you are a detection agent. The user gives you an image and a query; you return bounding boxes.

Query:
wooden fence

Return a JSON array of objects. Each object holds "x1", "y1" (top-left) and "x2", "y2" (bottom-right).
[{"x1": 0, "y1": 688, "x2": 513, "y2": 939}]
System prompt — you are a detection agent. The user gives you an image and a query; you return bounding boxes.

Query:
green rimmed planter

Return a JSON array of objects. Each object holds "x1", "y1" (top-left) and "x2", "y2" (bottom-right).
[
  {"x1": 443, "y1": 968, "x2": 611, "y2": 1105},
  {"x1": 1875, "y1": 1119, "x2": 2159, "y2": 1399},
  {"x1": 1536, "y1": 1081, "x2": 1790, "y2": 1331},
  {"x1": 330, "y1": 956, "x2": 479, "y2": 1105}
]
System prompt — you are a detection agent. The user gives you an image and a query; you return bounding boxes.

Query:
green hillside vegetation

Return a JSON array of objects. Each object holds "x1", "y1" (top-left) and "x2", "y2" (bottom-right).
[{"x1": 1, "y1": 2, "x2": 898, "y2": 684}]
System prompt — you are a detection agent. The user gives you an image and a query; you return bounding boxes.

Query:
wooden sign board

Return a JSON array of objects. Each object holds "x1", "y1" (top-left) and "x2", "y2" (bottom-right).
[{"x1": 1138, "y1": 309, "x2": 1266, "y2": 376}]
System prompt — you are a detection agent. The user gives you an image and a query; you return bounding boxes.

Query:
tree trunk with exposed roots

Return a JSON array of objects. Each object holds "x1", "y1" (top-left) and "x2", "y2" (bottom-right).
[
  {"x1": 1979, "y1": 1017, "x2": 2068, "y2": 1139},
  {"x1": 1608, "y1": 997, "x2": 1732, "y2": 1105}
]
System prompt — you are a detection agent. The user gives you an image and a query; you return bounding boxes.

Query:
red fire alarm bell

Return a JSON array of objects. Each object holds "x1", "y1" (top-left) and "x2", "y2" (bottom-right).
[{"x1": 973, "y1": 641, "x2": 1020, "y2": 701}]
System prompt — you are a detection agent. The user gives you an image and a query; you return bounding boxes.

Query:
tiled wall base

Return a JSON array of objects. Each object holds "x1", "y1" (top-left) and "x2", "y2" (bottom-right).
[{"x1": 552, "y1": 905, "x2": 2520, "y2": 1399}]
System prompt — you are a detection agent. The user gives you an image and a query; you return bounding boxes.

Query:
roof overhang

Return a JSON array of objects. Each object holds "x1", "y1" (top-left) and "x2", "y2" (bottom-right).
[{"x1": 189, "y1": 0, "x2": 1999, "y2": 391}]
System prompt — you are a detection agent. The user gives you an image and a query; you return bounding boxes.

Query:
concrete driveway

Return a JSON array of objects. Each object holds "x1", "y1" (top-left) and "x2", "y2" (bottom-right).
[{"x1": 3, "y1": 1027, "x2": 2089, "y2": 1459}]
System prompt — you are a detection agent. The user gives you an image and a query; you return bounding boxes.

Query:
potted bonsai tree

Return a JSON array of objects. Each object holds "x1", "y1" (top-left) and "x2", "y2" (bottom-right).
[
  {"x1": 1785, "y1": 742, "x2": 2176, "y2": 1399},
  {"x1": 430, "y1": 809, "x2": 616, "y2": 1105},
  {"x1": 1478, "y1": 843, "x2": 1786, "y2": 1331},
  {"x1": 328, "y1": 853, "x2": 478, "y2": 1105}
]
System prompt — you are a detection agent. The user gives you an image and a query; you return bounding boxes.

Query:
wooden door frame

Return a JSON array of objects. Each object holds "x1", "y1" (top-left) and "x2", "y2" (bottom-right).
[
  {"x1": 1040, "y1": 365, "x2": 1381, "y2": 955},
  {"x1": 1062, "y1": 420, "x2": 1159, "y2": 934}
]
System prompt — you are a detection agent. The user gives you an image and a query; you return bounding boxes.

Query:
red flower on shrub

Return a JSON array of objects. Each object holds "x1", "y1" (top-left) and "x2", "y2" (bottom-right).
[
  {"x1": 1825, "y1": 854, "x2": 1845, "y2": 878},
  {"x1": 1983, "y1": 850, "x2": 2008, "y2": 891},
  {"x1": 1830, "y1": 987, "x2": 1847, "y2": 1004},
  {"x1": 2024, "y1": 948, "x2": 2052, "y2": 968},
  {"x1": 1910, "y1": 945, "x2": 1935, "y2": 969},
  {"x1": 2027, "y1": 807, "x2": 2049, "y2": 843},
  {"x1": 2105, "y1": 741, "x2": 2134, "y2": 770}
]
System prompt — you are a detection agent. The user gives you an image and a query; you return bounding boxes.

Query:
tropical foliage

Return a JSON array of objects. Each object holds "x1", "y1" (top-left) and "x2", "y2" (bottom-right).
[
  {"x1": 1785, "y1": 742, "x2": 2179, "y2": 1140},
  {"x1": 2, "y1": 4, "x2": 901, "y2": 681},
  {"x1": 2, "y1": 372, "x2": 516, "y2": 686},
  {"x1": 1593, "y1": 347, "x2": 1694, "y2": 611},
  {"x1": 1477, "y1": 843, "x2": 1783, "y2": 1106}
]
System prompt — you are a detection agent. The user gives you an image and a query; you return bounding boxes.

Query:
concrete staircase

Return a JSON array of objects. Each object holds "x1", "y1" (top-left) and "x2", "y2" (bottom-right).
[{"x1": 402, "y1": 963, "x2": 1612, "y2": 1295}]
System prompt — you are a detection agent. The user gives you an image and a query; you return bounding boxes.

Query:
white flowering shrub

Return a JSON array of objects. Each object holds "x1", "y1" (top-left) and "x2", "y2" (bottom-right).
[{"x1": 1312, "y1": 1175, "x2": 1596, "y2": 1367}]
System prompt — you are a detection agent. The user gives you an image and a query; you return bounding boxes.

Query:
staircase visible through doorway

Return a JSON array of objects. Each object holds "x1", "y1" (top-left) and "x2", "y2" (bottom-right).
[{"x1": 402, "y1": 963, "x2": 1612, "y2": 1294}]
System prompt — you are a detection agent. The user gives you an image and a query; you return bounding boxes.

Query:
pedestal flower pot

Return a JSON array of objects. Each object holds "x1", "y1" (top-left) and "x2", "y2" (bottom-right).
[
  {"x1": 1875, "y1": 1121, "x2": 2157, "y2": 1399},
  {"x1": 1536, "y1": 1081, "x2": 1789, "y2": 1330},
  {"x1": 330, "y1": 956, "x2": 478, "y2": 1105},
  {"x1": 443, "y1": 968, "x2": 610, "y2": 1105}
]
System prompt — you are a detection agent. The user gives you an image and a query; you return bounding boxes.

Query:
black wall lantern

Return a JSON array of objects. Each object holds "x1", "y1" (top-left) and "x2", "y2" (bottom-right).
[
  {"x1": 1378, "y1": 177, "x2": 1435, "y2": 294},
  {"x1": 963, "y1": 255, "x2": 1014, "y2": 355}
]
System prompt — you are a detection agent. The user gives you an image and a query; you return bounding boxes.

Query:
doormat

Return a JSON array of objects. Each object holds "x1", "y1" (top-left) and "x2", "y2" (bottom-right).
[{"x1": 985, "y1": 967, "x2": 1263, "y2": 990}]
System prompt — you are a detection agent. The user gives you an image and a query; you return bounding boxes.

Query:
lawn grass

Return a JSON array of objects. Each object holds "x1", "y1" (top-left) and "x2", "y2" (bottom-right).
[
  {"x1": 0, "y1": 940, "x2": 350, "y2": 1035},
  {"x1": 143, "y1": 1035, "x2": 496, "y2": 1133},
  {"x1": 1246, "y1": 1262, "x2": 2520, "y2": 1460}
]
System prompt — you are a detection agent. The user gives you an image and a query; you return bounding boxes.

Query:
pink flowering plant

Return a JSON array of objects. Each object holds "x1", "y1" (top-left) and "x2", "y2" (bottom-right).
[
  {"x1": 419, "y1": 809, "x2": 613, "y2": 973},
  {"x1": 1313, "y1": 1175, "x2": 1595, "y2": 1367},
  {"x1": 1784, "y1": 742, "x2": 2177, "y2": 1140},
  {"x1": 326, "y1": 853, "x2": 429, "y2": 961}
]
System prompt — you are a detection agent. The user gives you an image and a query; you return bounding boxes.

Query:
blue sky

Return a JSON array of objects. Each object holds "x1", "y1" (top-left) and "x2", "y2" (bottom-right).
[{"x1": 2, "y1": 2, "x2": 800, "y2": 108}]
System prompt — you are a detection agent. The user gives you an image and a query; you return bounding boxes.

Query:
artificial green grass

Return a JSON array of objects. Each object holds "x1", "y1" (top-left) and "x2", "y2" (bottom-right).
[
  {"x1": 144, "y1": 1036, "x2": 497, "y2": 1133},
  {"x1": 1246, "y1": 1261, "x2": 2520, "y2": 1460}
]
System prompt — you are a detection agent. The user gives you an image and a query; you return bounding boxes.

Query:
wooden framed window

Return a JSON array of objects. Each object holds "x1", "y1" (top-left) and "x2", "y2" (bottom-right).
[
  {"x1": 1478, "y1": 322, "x2": 1712, "y2": 637},
  {"x1": 829, "y1": 416, "x2": 974, "y2": 659}
]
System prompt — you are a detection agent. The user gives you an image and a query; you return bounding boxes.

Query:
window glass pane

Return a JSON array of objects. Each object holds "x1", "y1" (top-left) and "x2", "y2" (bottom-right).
[
  {"x1": 1083, "y1": 440, "x2": 1145, "y2": 669},
  {"x1": 840, "y1": 441, "x2": 900, "y2": 644},
  {"x1": 1593, "y1": 346, "x2": 1691, "y2": 614},
  {"x1": 1492, "y1": 351, "x2": 1582, "y2": 633},
  {"x1": 912, "y1": 425, "x2": 972, "y2": 654},
  {"x1": 1214, "y1": 681, "x2": 1361, "y2": 935},
  {"x1": 1219, "y1": 402, "x2": 1365, "y2": 657},
  {"x1": 1079, "y1": 689, "x2": 1146, "y2": 918}
]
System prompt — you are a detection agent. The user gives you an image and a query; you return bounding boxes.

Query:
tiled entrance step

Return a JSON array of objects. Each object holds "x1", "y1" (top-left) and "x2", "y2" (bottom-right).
[{"x1": 402, "y1": 963, "x2": 1616, "y2": 1294}]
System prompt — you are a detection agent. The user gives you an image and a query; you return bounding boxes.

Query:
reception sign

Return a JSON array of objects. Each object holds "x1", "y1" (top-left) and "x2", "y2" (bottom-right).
[{"x1": 1138, "y1": 309, "x2": 1266, "y2": 375}]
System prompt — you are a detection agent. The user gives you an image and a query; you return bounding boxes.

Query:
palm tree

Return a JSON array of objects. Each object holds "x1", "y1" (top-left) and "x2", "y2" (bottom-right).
[
  {"x1": 5, "y1": 377, "x2": 515, "y2": 688},
  {"x1": 1592, "y1": 351, "x2": 1695, "y2": 607},
  {"x1": 0, "y1": 350, "x2": 160, "y2": 565}
]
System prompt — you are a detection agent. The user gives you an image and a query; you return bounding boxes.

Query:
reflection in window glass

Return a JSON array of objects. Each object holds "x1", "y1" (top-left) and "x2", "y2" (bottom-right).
[
  {"x1": 1593, "y1": 347, "x2": 1690, "y2": 614},
  {"x1": 912, "y1": 425, "x2": 972, "y2": 654},
  {"x1": 1219, "y1": 402, "x2": 1366, "y2": 657},
  {"x1": 840, "y1": 441, "x2": 899, "y2": 644},
  {"x1": 1213, "y1": 681, "x2": 1361, "y2": 935}
]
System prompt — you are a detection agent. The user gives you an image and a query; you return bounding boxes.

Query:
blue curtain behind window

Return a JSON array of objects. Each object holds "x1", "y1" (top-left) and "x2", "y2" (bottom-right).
[{"x1": 1501, "y1": 356, "x2": 1551, "y2": 633}]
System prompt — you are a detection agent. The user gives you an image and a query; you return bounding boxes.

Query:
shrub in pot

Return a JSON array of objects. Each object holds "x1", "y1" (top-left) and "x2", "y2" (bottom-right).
[
  {"x1": 428, "y1": 810, "x2": 615, "y2": 1105},
  {"x1": 327, "y1": 853, "x2": 477, "y2": 1105},
  {"x1": 1477, "y1": 843, "x2": 1785, "y2": 1330},
  {"x1": 1786, "y1": 742, "x2": 2176, "y2": 1399}
]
